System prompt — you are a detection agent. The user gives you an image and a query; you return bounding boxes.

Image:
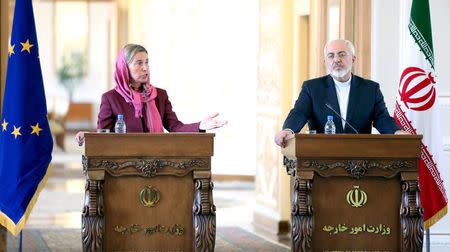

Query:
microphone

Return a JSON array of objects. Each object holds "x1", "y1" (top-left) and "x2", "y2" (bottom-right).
[
  {"x1": 143, "y1": 86, "x2": 148, "y2": 98},
  {"x1": 325, "y1": 103, "x2": 359, "y2": 134}
]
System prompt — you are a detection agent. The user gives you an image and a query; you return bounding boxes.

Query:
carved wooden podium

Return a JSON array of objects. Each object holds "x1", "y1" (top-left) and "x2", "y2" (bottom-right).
[
  {"x1": 282, "y1": 134, "x2": 424, "y2": 252},
  {"x1": 82, "y1": 133, "x2": 216, "y2": 252}
]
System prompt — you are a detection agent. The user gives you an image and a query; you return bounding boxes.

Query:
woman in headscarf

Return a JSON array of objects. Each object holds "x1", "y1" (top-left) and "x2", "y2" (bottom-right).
[{"x1": 76, "y1": 44, "x2": 226, "y2": 144}]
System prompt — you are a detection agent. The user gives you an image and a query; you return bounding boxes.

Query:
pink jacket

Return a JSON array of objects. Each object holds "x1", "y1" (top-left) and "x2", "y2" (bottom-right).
[{"x1": 97, "y1": 88, "x2": 201, "y2": 132}]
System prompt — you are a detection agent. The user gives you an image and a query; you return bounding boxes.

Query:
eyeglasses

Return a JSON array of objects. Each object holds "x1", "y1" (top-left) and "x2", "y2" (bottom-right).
[{"x1": 326, "y1": 52, "x2": 350, "y2": 60}]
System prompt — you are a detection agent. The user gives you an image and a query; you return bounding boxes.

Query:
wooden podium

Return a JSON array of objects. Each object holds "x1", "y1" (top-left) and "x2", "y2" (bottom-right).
[
  {"x1": 282, "y1": 134, "x2": 424, "y2": 252},
  {"x1": 82, "y1": 133, "x2": 216, "y2": 252}
]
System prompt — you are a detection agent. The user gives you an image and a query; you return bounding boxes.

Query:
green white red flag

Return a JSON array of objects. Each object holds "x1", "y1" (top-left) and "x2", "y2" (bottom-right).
[{"x1": 394, "y1": 0, "x2": 447, "y2": 228}]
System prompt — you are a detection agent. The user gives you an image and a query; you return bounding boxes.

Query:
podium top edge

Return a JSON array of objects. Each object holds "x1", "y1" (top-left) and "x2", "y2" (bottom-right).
[
  {"x1": 83, "y1": 132, "x2": 215, "y2": 156},
  {"x1": 282, "y1": 133, "x2": 423, "y2": 158},
  {"x1": 294, "y1": 133, "x2": 422, "y2": 140}
]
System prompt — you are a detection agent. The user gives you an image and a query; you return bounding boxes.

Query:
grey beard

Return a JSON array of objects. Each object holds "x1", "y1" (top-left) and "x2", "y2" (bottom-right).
[{"x1": 331, "y1": 67, "x2": 351, "y2": 78}]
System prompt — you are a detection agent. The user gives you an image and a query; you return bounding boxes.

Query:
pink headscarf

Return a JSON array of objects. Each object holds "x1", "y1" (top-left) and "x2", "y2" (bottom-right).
[{"x1": 114, "y1": 47, "x2": 164, "y2": 132}]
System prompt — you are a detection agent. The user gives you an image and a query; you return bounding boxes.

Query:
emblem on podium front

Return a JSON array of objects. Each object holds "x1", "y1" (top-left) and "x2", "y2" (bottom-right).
[
  {"x1": 346, "y1": 186, "x2": 367, "y2": 208},
  {"x1": 139, "y1": 186, "x2": 161, "y2": 207}
]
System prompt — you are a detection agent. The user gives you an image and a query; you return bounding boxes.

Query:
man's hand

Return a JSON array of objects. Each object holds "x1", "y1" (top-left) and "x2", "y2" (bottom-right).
[
  {"x1": 275, "y1": 129, "x2": 294, "y2": 147},
  {"x1": 395, "y1": 130, "x2": 410, "y2": 135}
]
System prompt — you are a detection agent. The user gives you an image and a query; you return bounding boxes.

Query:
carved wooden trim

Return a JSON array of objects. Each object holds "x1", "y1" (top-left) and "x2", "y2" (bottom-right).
[
  {"x1": 82, "y1": 155, "x2": 88, "y2": 175},
  {"x1": 82, "y1": 179, "x2": 104, "y2": 252},
  {"x1": 400, "y1": 179, "x2": 423, "y2": 252},
  {"x1": 301, "y1": 160, "x2": 414, "y2": 178},
  {"x1": 87, "y1": 158, "x2": 208, "y2": 177},
  {"x1": 283, "y1": 156, "x2": 297, "y2": 176},
  {"x1": 291, "y1": 177, "x2": 313, "y2": 252},
  {"x1": 193, "y1": 178, "x2": 216, "y2": 252}
]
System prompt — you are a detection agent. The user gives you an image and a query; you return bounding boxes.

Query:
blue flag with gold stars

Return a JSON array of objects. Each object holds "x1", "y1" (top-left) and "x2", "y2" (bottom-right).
[{"x1": 0, "y1": 0, "x2": 53, "y2": 236}]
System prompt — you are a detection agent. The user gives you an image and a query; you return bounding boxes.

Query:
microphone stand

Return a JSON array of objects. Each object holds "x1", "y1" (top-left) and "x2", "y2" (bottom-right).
[{"x1": 325, "y1": 103, "x2": 359, "y2": 134}]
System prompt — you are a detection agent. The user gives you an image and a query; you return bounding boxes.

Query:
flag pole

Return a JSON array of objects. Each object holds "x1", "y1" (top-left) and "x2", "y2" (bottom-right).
[
  {"x1": 426, "y1": 228, "x2": 430, "y2": 252},
  {"x1": 18, "y1": 230, "x2": 22, "y2": 252}
]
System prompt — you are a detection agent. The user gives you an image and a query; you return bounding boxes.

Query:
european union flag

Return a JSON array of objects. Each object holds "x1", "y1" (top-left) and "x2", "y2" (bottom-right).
[{"x1": 0, "y1": 0, "x2": 53, "y2": 236}]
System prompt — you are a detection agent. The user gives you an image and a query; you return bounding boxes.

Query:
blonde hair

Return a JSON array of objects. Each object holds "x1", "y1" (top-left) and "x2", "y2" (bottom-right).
[{"x1": 123, "y1": 44, "x2": 148, "y2": 65}]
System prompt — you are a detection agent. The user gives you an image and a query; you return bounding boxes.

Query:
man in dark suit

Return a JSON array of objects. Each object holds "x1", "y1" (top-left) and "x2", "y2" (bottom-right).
[{"x1": 275, "y1": 39, "x2": 407, "y2": 147}]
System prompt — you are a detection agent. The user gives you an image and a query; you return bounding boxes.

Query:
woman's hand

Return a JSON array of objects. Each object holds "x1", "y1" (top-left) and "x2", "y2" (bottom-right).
[
  {"x1": 75, "y1": 131, "x2": 86, "y2": 146},
  {"x1": 199, "y1": 112, "x2": 227, "y2": 130}
]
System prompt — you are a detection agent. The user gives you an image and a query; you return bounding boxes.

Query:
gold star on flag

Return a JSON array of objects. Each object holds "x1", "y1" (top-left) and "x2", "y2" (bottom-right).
[
  {"x1": 9, "y1": 44, "x2": 15, "y2": 56},
  {"x1": 20, "y1": 39, "x2": 34, "y2": 54},
  {"x1": 1, "y1": 119, "x2": 8, "y2": 131},
  {"x1": 11, "y1": 126, "x2": 22, "y2": 139},
  {"x1": 31, "y1": 123, "x2": 43, "y2": 136}
]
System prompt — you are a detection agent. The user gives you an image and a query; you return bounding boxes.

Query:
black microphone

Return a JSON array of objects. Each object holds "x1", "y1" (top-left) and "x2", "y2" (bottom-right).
[{"x1": 325, "y1": 103, "x2": 359, "y2": 134}]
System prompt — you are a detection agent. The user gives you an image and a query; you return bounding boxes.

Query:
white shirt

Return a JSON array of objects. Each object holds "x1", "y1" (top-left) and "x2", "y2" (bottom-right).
[{"x1": 333, "y1": 76, "x2": 352, "y2": 128}]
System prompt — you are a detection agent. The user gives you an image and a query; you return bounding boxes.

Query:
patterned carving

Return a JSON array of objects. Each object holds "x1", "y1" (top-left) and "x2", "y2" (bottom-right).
[
  {"x1": 82, "y1": 216, "x2": 103, "y2": 252},
  {"x1": 301, "y1": 160, "x2": 413, "y2": 178},
  {"x1": 344, "y1": 161, "x2": 369, "y2": 178},
  {"x1": 90, "y1": 158, "x2": 208, "y2": 177},
  {"x1": 82, "y1": 155, "x2": 88, "y2": 175},
  {"x1": 291, "y1": 177, "x2": 313, "y2": 252},
  {"x1": 82, "y1": 179, "x2": 104, "y2": 252},
  {"x1": 193, "y1": 178, "x2": 216, "y2": 252},
  {"x1": 400, "y1": 180, "x2": 424, "y2": 252},
  {"x1": 283, "y1": 156, "x2": 297, "y2": 176}
]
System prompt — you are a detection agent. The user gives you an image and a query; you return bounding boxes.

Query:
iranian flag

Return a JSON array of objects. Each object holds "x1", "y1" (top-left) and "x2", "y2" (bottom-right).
[{"x1": 394, "y1": 0, "x2": 447, "y2": 228}]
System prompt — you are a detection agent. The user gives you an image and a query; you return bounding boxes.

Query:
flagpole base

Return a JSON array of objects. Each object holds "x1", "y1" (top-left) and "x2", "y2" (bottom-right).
[{"x1": 0, "y1": 226, "x2": 6, "y2": 252}]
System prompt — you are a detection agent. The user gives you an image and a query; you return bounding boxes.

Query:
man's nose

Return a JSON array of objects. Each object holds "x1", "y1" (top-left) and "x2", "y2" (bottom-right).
[{"x1": 333, "y1": 56, "x2": 342, "y2": 62}]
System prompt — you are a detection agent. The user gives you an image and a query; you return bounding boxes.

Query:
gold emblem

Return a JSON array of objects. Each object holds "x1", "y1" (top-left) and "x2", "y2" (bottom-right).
[
  {"x1": 139, "y1": 186, "x2": 161, "y2": 207},
  {"x1": 346, "y1": 186, "x2": 367, "y2": 208}
]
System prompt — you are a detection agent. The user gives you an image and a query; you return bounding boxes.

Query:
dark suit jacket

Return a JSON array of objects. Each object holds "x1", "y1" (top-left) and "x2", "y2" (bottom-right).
[
  {"x1": 283, "y1": 74, "x2": 400, "y2": 134},
  {"x1": 97, "y1": 88, "x2": 201, "y2": 132}
]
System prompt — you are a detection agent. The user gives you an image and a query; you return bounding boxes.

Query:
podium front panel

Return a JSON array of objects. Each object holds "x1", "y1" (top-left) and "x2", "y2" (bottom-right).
[
  {"x1": 312, "y1": 176, "x2": 400, "y2": 251},
  {"x1": 103, "y1": 174, "x2": 194, "y2": 251}
]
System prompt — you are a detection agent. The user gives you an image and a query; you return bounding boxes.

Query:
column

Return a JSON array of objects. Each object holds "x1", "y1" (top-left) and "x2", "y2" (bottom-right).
[{"x1": 254, "y1": 0, "x2": 294, "y2": 235}]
